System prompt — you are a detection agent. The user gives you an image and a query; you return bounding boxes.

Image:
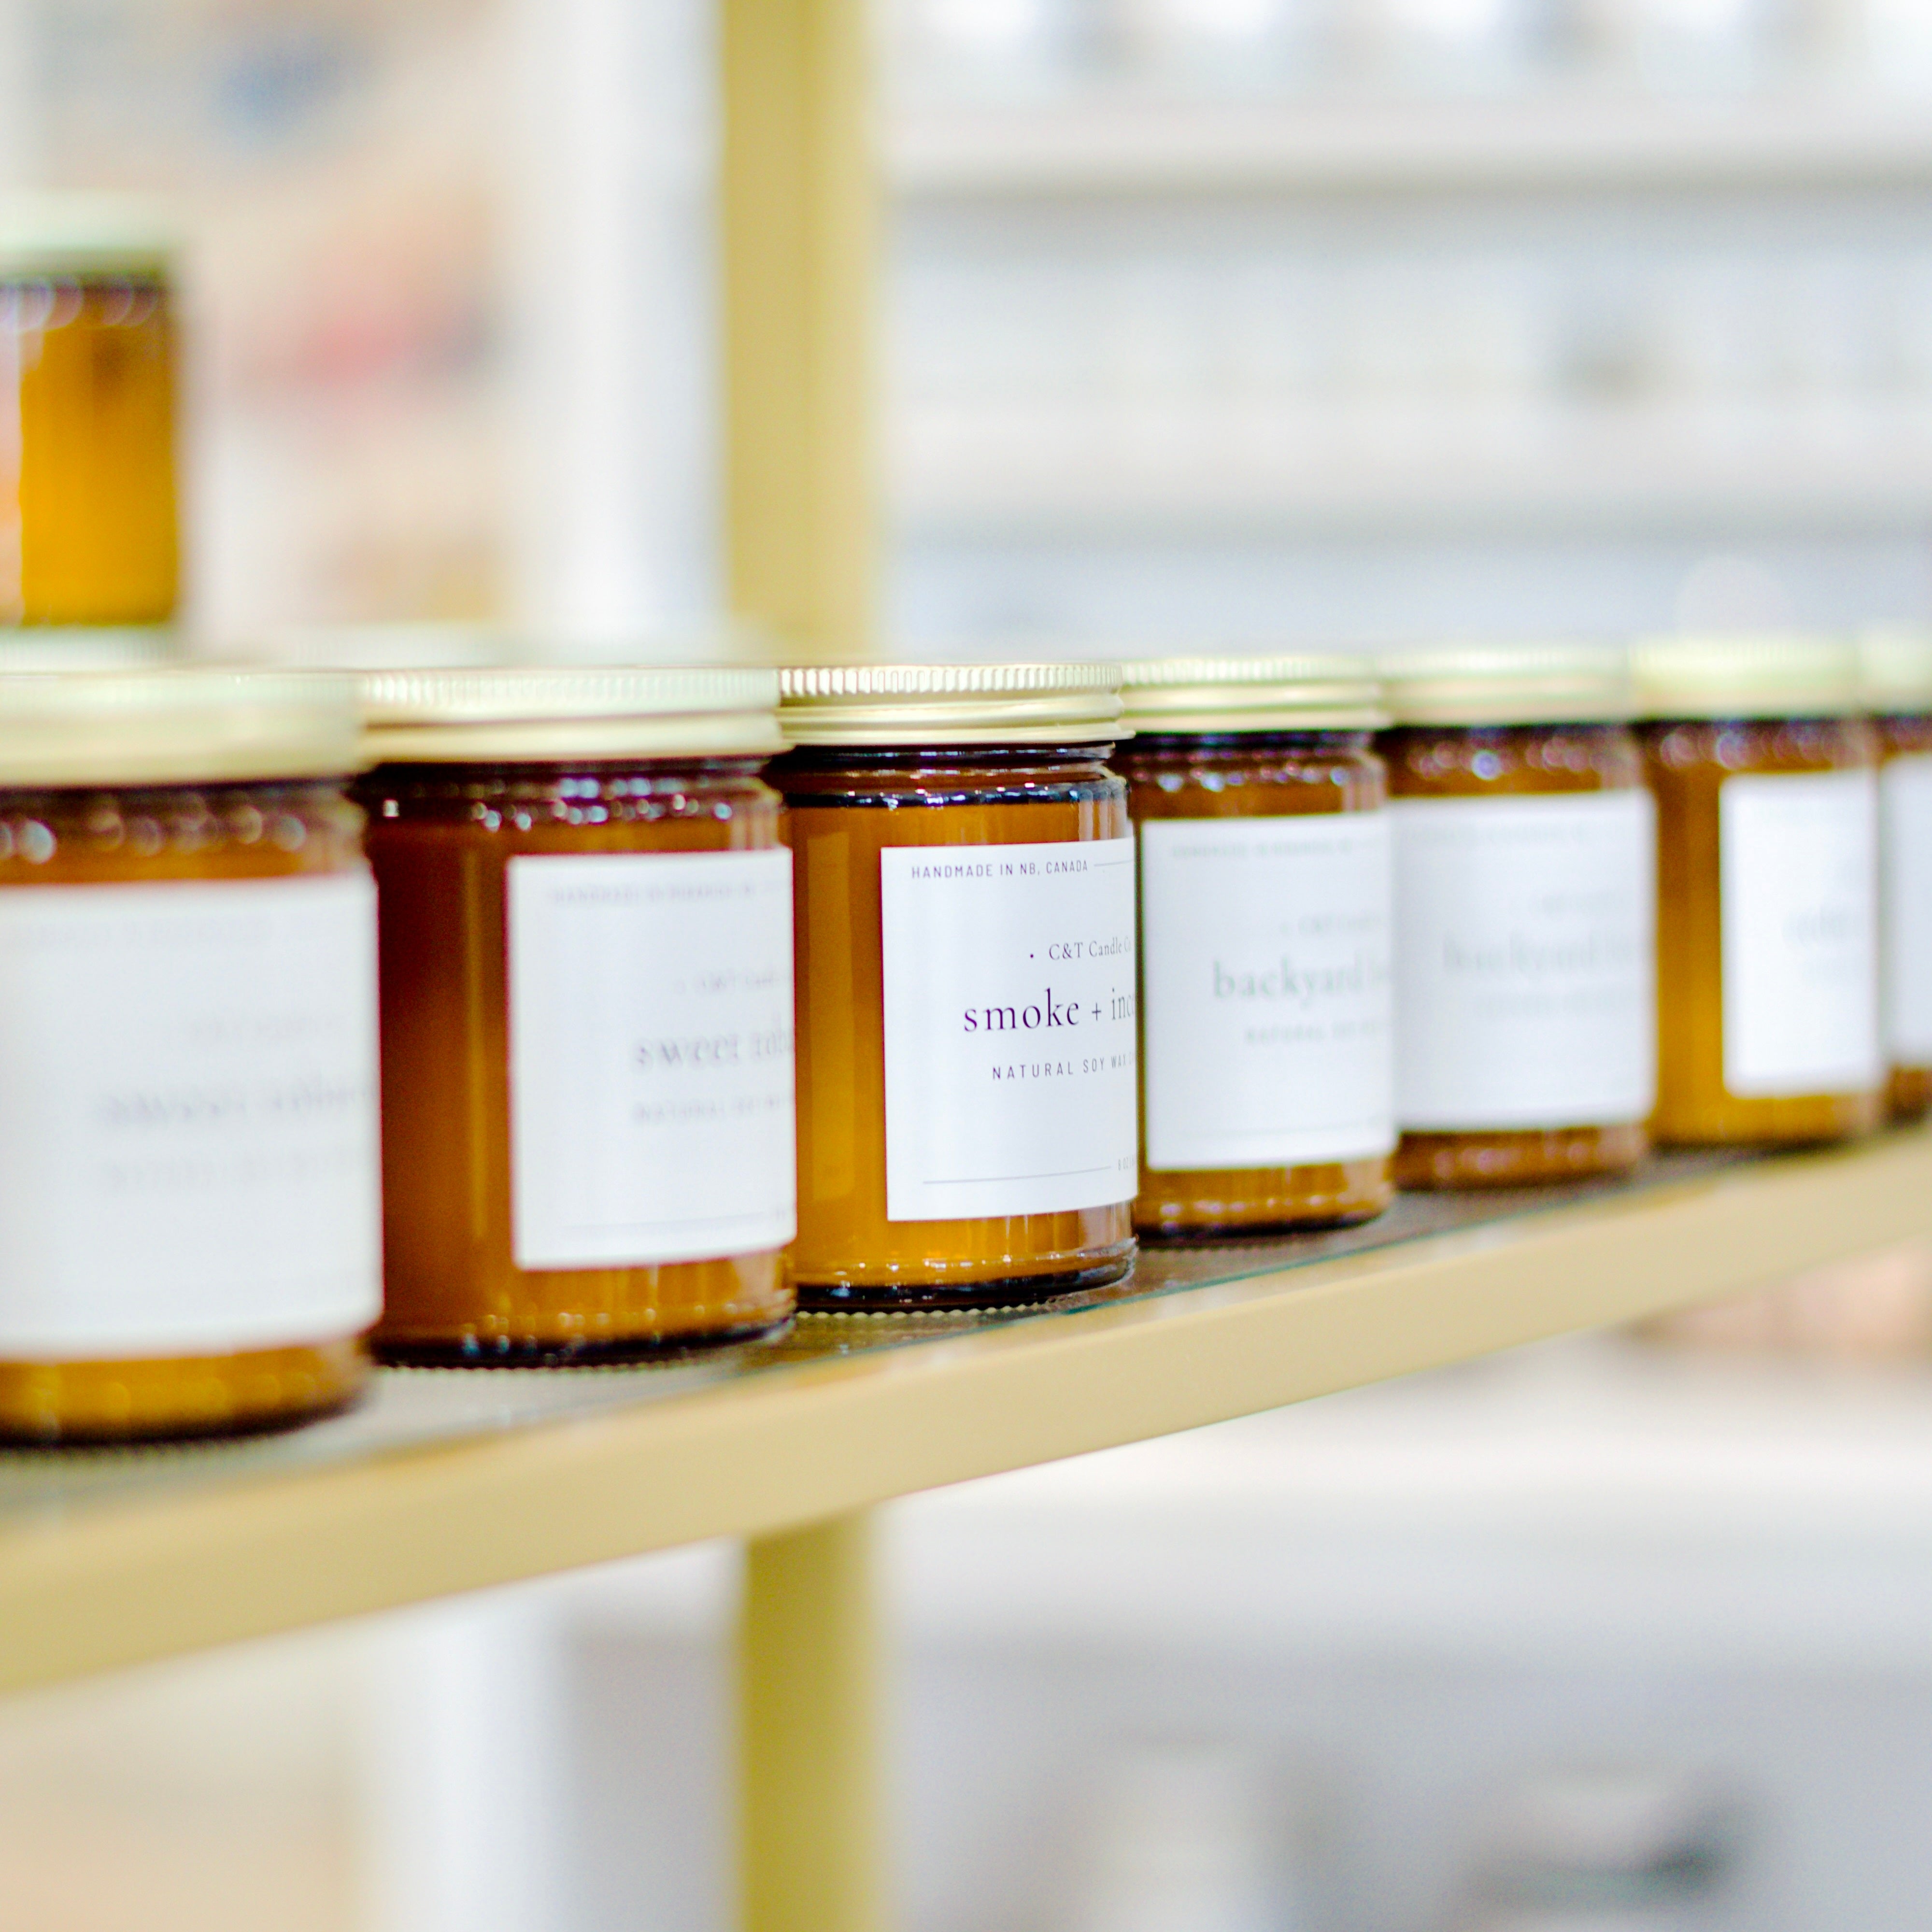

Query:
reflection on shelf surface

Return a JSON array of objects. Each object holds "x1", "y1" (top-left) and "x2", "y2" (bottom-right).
[{"x1": 0, "y1": 1148, "x2": 1754, "y2": 1520}]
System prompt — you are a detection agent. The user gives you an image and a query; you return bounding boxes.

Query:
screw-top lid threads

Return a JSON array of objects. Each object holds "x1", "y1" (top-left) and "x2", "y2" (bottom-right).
[
  {"x1": 1859, "y1": 627, "x2": 1932, "y2": 715},
  {"x1": 359, "y1": 666, "x2": 784, "y2": 763},
  {"x1": 778, "y1": 662, "x2": 1124, "y2": 746},
  {"x1": 0, "y1": 668, "x2": 363, "y2": 788},
  {"x1": 0, "y1": 192, "x2": 176, "y2": 279},
  {"x1": 1633, "y1": 634, "x2": 1862, "y2": 720},
  {"x1": 1119, "y1": 654, "x2": 1385, "y2": 734},
  {"x1": 1379, "y1": 644, "x2": 1635, "y2": 726}
]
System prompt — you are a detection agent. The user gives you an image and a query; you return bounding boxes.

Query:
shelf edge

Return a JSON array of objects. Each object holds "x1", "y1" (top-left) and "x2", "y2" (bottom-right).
[{"x1": 0, "y1": 1133, "x2": 1927, "y2": 1694}]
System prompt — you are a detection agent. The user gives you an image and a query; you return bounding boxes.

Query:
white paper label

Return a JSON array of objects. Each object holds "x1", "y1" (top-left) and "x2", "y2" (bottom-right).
[
  {"x1": 508, "y1": 849, "x2": 796, "y2": 1269},
  {"x1": 880, "y1": 838, "x2": 1138, "y2": 1222},
  {"x1": 1392, "y1": 792, "x2": 1656, "y2": 1130},
  {"x1": 0, "y1": 873, "x2": 381, "y2": 1358},
  {"x1": 1720, "y1": 770, "x2": 1881, "y2": 1096},
  {"x1": 1138, "y1": 813, "x2": 1394, "y2": 1171},
  {"x1": 1882, "y1": 754, "x2": 1932, "y2": 1064}
]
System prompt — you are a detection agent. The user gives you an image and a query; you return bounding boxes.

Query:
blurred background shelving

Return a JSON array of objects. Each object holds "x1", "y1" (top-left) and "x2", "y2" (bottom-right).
[
  {"x1": 0, "y1": 0, "x2": 718, "y2": 656},
  {"x1": 6, "y1": 5, "x2": 1932, "y2": 1930},
  {"x1": 891, "y1": 97, "x2": 1932, "y2": 196},
  {"x1": 9, "y1": 0, "x2": 1932, "y2": 657},
  {"x1": 884, "y1": 0, "x2": 1932, "y2": 653}
]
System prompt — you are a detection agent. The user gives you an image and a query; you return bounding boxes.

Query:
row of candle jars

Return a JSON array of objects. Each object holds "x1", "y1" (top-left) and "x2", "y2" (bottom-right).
[{"x1": 0, "y1": 636, "x2": 1924, "y2": 1439}]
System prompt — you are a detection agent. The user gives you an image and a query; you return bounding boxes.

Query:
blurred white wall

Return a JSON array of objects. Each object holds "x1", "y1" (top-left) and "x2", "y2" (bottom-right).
[
  {"x1": 885, "y1": 0, "x2": 1932, "y2": 653},
  {"x1": 500, "y1": 0, "x2": 719, "y2": 655}
]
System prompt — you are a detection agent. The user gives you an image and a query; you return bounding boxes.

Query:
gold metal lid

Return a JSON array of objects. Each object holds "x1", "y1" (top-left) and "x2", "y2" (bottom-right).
[
  {"x1": 1859, "y1": 626, "x2": 1932, "y2": 714},
  {"x1": 1119, "y1": 654, "x2": 1385, "y2": 734},
  {"x1": 0, "y1": 668, "x2": 362, "y2": 788},
  {"x1": 778, "y1": 661, "x2": 1124, "y2": 746},
  {"x1": 0, "y1": 625, "x2": 179, "y2": 669},
  {"x1": 360, "y1": 665, "x2": 784, "y2": 763},
  {"x1": 1633, "y1": 634, "x2": 1861, "y2": 720},
  {"x1": 1379, "y1": 644, "x2": 1635, "y2": 726},
  {"x1": 0, "y1": 193, "x2": 176, "y2": 280}
]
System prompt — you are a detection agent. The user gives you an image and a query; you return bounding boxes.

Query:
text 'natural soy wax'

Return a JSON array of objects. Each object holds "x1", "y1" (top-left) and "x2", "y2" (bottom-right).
[
  {"x1": 1380, "y1": 645, "x2": 1655, "y2": 1189},
  {"x1": 1636, "y1": 633, "x2": 1882, "y2": 1148},
  {"x1": 1117, "y1": 654, "x2": 1394, "y2": 1237},
  {"x1": 773, "y1": 662, "x2": 1137, "y2": 1309},
  {"x1": 358, "y1": 666, "x2": 796, "y2": 1363},
  {"x1": 0, "y1": 668, "x2": 380, "y2": 1440}
]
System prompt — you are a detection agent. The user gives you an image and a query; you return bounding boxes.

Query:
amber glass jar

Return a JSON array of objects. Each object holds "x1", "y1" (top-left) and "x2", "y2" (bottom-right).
[
  {"x1": 1861, "y1": 628, "x2": 1932, "y2": 1119},
  {"x1": 1379, "y1": 647, "x2": 1654, "y2": 1188},
  {"x1": 1635, "y1": 635, "x2": 1883, "y2": 1146},
  {"x1": 357, "y1": 668, "x2": 796, "y2": 1363},
  {"x1": 1116, "y1": 656, "x2": 1393, "y2": 1236},
  {"x1": 0, "y1": 669, "x2": 379, "y2": 1441},
  {"x1": 773, "y1": 663, "x2": 1137, "y2": 1309},
  {"x1": 1, "y1": 199, "x2": 178, "y2": 628}
]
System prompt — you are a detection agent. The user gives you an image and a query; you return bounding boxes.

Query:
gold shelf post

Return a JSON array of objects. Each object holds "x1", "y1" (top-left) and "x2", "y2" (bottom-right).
[
  {"x1": 723, "y1": 0, "x2": 883, "y2": 1897},
  {"x1": 739, "y1": 1510, "x2": 886, "y2": 1932}
]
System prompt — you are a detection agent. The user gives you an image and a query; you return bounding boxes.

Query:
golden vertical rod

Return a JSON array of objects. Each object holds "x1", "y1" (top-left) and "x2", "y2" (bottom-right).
[
  {"x1": 721, "y1": 0, "x2": 878, "y2": 662},
  {"x1": 739, "y1": 1510, "x2": 885, "y2": 1932}
]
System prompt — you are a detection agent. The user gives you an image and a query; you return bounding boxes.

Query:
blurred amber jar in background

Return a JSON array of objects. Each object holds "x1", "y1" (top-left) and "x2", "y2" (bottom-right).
[
  {"x1": 1380, "y1": 647, "x2": 1655, "y2": 1189},
  {"x1": 1861, "y1": 629, "x2": 1932, "y2": 1120},
  {"x1": 0, "y1": 670, "x2": 379, "y2": 1441},
  {"x1": 1117, "y1": 656, "x2": 1393, "y2": 1237},
  {"x1": 1636, "y1": 635, "x2": 1883, "y2": 1147},
  {"x1": 357, "y1": 669, "x2": 796, "y2": 1363},
  {"x1": 0, "y1": 199, "x2": 179, "y2": 628},
  {"x1": 773, "y1": 664, "x2": 1137, "y2": 1309}
]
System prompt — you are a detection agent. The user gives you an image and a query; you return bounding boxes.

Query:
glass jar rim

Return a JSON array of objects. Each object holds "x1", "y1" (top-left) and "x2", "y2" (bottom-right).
[{"x1": 1117, "y1": 724, "x2": 1378, "y2": 746}]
